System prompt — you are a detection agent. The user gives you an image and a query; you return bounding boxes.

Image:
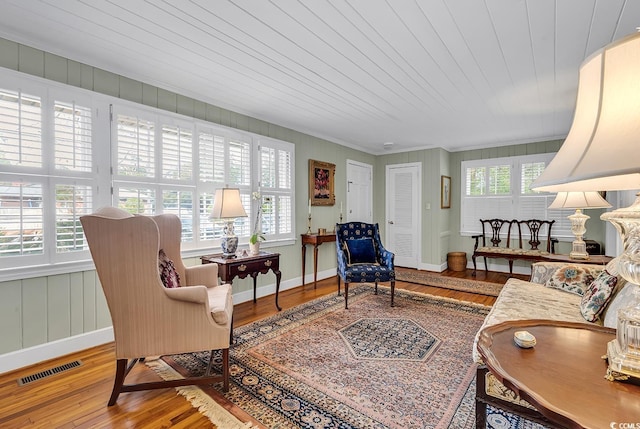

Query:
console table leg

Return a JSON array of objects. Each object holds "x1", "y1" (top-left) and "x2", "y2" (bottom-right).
[
  {"x1": 313, "y1": 244, "x2": 319, "y2": 288},
  {"x1": 251, "y1": 273, "x2": 258, "y2": 303},
  {"x1": 301, "y1": 244, "x2": 306, "y2": 286},
  {"x1": 274, "y1": 269, "x2": 282, "y2": 311}
]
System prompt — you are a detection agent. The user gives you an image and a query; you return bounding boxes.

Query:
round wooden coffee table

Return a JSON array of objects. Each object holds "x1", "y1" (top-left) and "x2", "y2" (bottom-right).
[{"x1": 477, "y1": 319, "x2": 640, "y2": 429}]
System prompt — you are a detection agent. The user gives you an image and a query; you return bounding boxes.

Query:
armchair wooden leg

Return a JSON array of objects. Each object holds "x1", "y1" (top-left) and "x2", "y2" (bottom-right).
[
  {"x1": 222, "y1": 348, "x2": 230, "y2": 392},
  {"x1": 390, "y1": 281, "x2": 395, "y2": 307},
  {"x1": 374, "y1": 281, "x2": 378, "y2": 295},
  {"x1": 107, "y1": 349, "x2": 231, "y2": 406},
  {"x1": 337, "y1": 275, "x2": 342, "y2": 296},
  {"x1": 108, "y1": 358, "x2": 129, "y2": 406},
  {"x1": 344, "y1": 282, "x2": 350, "y2": 309}
]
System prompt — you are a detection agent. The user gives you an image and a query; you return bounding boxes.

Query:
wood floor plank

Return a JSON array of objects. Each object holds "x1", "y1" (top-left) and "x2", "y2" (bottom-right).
[{"x1": 0, "y1": 268, "x2": 515, "y2": 428}]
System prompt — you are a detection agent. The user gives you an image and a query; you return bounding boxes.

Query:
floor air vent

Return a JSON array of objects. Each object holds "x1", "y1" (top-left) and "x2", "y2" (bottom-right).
[{"x1": 18, "y1": 360, "x2": 82, "y2": 386}]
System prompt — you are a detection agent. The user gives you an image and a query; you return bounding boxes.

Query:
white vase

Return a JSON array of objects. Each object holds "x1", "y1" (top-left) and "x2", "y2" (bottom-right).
[{"x1": 249, "y1": 242, "x2": 260, "y2": 255}]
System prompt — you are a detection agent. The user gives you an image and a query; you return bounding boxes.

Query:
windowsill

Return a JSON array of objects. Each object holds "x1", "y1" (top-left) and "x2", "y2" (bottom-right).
[{"x1": 0, "y1": 237, "x2": 297, "y2": 283}]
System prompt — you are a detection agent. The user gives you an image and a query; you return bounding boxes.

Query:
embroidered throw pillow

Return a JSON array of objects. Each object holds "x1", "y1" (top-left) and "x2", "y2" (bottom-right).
[
  {"x1": 158, "y1": 249, "x2": 180, "y2": 288},
  {"x1": 344, "y1": 238, "x2": 377, "y2": 265},
  {"x1": 580, "y1": 270, "x2": 619, "y2": 322},
  {"x1": 545, "y1": 265, "x2": 601, "y2": 296}
]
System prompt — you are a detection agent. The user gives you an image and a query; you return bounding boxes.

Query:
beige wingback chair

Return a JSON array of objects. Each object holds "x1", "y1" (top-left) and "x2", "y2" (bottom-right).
[{"x1": 80, "y1": 206, "x2": 233, "y2": 406}]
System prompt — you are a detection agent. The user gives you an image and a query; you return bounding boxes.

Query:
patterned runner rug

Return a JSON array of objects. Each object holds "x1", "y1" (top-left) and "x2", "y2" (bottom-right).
[
  {"x1": 395, "y1": 267, "x2": 504, "y2": 297},
  {"x1": 151, "y1": 285, "x2": 492, "y2": 428}
]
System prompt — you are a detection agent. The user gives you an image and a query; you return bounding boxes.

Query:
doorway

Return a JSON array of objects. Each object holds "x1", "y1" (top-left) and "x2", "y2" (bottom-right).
[
  {"x1": 346, "y1": 160, "x2": 373, "y2": 223},
  {"x1": 385, "y1": 162, "x2": 421, "y2": 268}
]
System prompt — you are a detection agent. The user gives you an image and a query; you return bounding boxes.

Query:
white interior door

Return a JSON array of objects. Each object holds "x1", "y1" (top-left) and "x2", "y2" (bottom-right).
[
  {"x1": 386, "y1": 163, "x2": 421, "y2": 268},
  {"x1": 346, "y1": 160, "x2": 372, "y2": 223}
]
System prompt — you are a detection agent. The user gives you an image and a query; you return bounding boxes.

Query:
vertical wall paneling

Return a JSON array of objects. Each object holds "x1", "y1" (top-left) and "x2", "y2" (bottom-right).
[
  {"x1": 43, "y1": 52, "x2": 67, "y2": 84},
  {"x1": 21, "y1": 278, "x2": 47, "y2": 348},
  {"x1": 18, "y1": 44, "x2": 44, "y2": 77},
  {"x1": 47, "y1": 275, "x2": 71, "y2": 342},
  {"x1": 69, "y1": 272, "x2": 84, "y2": 337},
  {"x1": 95, "y1": 277, "x2": 112, "y2": 329},
  {"x1": 93, "y1": 68, "x2": 119, "y2": 97},
  {"x1": 0, "y1": 38, "x2": 19, "y2": 70},
  {"x1": 119, "y1": 77, "x2": 144, "y2": 104},
  {"x1": 0, "y1": 281, "x2": 22, "y2": 354},
  {"x1": 157, "y1": 88, "x2": 177, "y2": 112},
  {"x1": 82, "y1": 271, "x2": 97, "y2": 332}
]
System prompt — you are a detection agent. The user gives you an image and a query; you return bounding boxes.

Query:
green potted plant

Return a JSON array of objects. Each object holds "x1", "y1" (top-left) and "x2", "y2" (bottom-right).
[{"x1": 249, "y1": 192, "x2": 265, "y2": 255}]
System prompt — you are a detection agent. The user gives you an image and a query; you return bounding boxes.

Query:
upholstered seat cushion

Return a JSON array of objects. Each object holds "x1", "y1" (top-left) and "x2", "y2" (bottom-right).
[
  {"x1": 207, "y1": 283, "x2": 233, "y2": 326},
  {"x1": 472, "y1": 278, "x2": 591, "y2": 363},
  {"x1": 476, "y1": 246, "x2": 549, "y2": 256}
]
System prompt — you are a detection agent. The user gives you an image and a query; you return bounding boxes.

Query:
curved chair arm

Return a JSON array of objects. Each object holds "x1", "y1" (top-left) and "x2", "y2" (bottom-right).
[
  {"x1": 164, "y1": 285, "x2": 209, "y2": 305},
  {"x1": 185, "y1": 263, "x2": 219, "y2": 288},
  {"x1": 378, "y1": 245, "x2": 395, "y2": 269}
]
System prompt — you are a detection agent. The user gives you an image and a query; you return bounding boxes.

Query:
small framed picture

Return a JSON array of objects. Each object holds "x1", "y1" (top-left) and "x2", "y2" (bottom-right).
[
  {"x1": 309, "y1": 159, "x2": 335, "y2": 206},
  {"x1": 441, "y1": 175, "x2": 451, "y2": 209}
]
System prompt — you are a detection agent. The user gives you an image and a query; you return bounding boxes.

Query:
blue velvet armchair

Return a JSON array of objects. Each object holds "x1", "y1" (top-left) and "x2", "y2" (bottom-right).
[{"x1": 336, "y1": 222, "x2": 395, "y2": 309}]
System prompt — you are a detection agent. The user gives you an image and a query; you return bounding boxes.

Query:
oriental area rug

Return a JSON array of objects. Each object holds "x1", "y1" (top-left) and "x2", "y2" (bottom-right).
[
  {"x1": 395, "y1": 267, "x2": 504, "y2": 297},
  {"x1": 148, "y1": 285, "x2": 546, "y2": 428}
]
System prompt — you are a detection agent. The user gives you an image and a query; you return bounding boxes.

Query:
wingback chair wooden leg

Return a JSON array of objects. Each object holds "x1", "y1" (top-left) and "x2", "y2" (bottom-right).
[
  {"x1": 344, "y1": 282, "x2": 350, "y2": 309},
  {"x1": 337, "y1": 275, "x2": 342, "y2": 296},
  {"x1": 222, "y1": 348, "x2": 230, "y2": 392},
  {"x1": 108, "y1": 359, "x2": 129, "y2": 406}
]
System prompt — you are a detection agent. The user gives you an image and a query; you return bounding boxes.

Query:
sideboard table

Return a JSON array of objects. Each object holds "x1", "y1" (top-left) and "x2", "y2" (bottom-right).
[
  {"x1": 477, "y1": 319, "x2": 640, "y2": 429},
  {"x1": 201, "y1": 252, "x2": 282, "y2": 311},
  {"x1": 301, "y1": 233, "x2": 336, "y2": 287}
]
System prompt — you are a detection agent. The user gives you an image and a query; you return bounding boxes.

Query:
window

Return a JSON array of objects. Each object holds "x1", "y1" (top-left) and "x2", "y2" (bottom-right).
[
  {"x1": 0, "y1": 75, "x2": 99, "y2": 270},
  {"x1": 0, "y1": 68, "x2": 295, "y2": 279},
  {"x1": 112, "y1": 106, "x2": 295, "y2": 252},
  {"x1": 460, "y1": 153, "x2": 572, "y2": 238}
]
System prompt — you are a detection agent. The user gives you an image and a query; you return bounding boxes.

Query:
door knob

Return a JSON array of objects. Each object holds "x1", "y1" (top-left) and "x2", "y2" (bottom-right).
[{"x1": 389, "y1": 221, "x2": 394, "y2": 224}]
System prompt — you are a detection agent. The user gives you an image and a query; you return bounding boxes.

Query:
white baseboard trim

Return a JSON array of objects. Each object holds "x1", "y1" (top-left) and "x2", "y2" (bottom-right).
[
  {"x1": 467, "y1": 261, "x2": 531, "y2": 276},
  {"x1": 1, "y1": 268, "x2": 340, "y2": 375},
  {"x1": 0, "y1": 327, "x2": 114, "y2": 375},
  {"x1": 418, "y1": 262, "x2": 447, "y2": 272}
]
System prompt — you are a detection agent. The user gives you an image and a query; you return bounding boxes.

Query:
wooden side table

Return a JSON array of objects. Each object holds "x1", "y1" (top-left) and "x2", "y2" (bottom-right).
[
  {"x1": 201, "y1": 252, "x2": 282, "y2": 311},
  {"x1": 301, "y1": 233, "x2": 336, "y2": 287},
  {"x1": 477, "y1": 319, "x2": 640, "y2": 429}
]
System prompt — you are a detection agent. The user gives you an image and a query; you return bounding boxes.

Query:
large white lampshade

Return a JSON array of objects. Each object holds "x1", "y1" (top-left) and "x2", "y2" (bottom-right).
[
  {"x1": 531, "y1": 31, "x2": 640, "y2": 382},
  {"x1": 211, "y1": 188, "x2": 247, "y2": 258}
]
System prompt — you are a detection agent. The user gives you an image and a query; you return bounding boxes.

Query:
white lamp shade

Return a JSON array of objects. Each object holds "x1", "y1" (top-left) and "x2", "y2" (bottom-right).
[
  {"x1": 548, "y1": 191, "x2": 612, "y2": 210},
  {"x1": 532, "y1": 32, "x2": 640, "y2": 192},
  {"x1": 211, "y1": 188, "x2": 247, "y2": 219}
]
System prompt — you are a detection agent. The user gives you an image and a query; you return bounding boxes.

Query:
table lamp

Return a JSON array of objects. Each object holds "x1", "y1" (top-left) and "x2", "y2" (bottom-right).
[
  {"x1": 211, "y1": 188, "x2": 247, "y2": 258},
  {"x1": 548, "y1": 191, "x2": 611, "y2": 260},
  {"x1": 531, "y1": 31, "x2": 640, "y2": 380}
]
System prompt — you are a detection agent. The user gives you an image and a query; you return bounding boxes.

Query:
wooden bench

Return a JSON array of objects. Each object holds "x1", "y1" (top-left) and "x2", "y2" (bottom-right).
[{"x1": 472, "y1": 219, "x2": 557, "y2": 276}]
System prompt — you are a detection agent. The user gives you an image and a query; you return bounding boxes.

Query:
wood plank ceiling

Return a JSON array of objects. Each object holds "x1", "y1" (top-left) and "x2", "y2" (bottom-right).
[{"x1": 0, "y1": 0, "x2": 638, "y2": 154}]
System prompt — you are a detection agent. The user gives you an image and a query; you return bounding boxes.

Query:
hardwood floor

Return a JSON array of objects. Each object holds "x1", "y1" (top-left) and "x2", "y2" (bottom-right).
[{"x1": 0, "y1": 268, "x2": 522, "y2": 428}]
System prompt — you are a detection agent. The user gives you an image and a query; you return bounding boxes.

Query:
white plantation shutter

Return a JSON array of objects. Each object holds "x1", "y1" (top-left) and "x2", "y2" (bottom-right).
[
  {"x1": 54, "y1": 184, "x2": 92, "y2": 253},
  {"x1": 461, "y1": 154, "x2": 558, "y2": 236},
  {"x1": 115, "y1": 186, "x2": 156, "y2": 215},
  {"x1": 199, "y1": 132, "x2": 225, "y2": 183},
  {"x1": 0, "y1": 89, "x2": 42, "y2": 168},
  {"x1": 116, "y1": 114, "x2": 155, "y2": 178},
  {"x1": 162, "y1": 124, "x2": 192, "y2": 181},
  {"x1": 0, "y1": 181, "x2": 44, "y2": 257},
  {"x1": 229, "y1": 139, "x2": 251, "y2": 187},
  {"x1": 54, "y1": 101, "x2": 92, "y2": 172},
  {"x1": 257, "y1": 138, "x2": 295, "y2": 240}
]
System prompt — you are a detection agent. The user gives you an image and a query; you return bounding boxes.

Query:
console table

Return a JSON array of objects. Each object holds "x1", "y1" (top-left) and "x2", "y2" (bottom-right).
[
  {"x1": 543, "y1": 254, "x2": 613, "y2": 265},
  {"x1": 477, "y1": 319, "x2": 640, "y2": 429},
  {"x1": 301, "y1": 233, "x2": 336, "y2": 287},
  {"x1": 201, "y1": 252, "x2": 282, "y2": 311}
]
